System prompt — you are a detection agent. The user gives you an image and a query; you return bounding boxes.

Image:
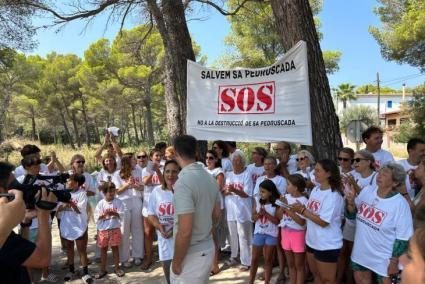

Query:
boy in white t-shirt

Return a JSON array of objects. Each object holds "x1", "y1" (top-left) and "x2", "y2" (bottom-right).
[
  {"x1": 94, "y1": 181, "x2": 125, "y2": 279},
  {"x1": 57, "y1": 174, "x2": 92, "y2": 283}
]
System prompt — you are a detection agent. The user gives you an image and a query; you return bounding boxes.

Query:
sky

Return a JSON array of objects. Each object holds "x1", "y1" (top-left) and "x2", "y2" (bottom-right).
[{"x1": 31, "y1": 0, "x2": 424, "y2": 90}]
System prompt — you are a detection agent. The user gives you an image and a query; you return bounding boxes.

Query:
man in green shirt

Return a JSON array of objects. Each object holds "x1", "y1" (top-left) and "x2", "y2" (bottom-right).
[{"x1": 171, "y1": 135, "x2": 221, "y2": 284}]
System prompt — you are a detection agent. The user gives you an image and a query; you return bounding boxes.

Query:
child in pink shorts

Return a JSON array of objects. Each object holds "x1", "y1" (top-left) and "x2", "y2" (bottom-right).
[
  {"x1": 277, "y1": 174, "x2": 308, "y2": 284},
  {"x1": 94, "y1": 182, "x2": 125, "y2": 279}
]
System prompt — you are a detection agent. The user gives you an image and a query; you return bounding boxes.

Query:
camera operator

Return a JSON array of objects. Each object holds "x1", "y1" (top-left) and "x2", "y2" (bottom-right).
[{"x1": 0, "y1": 161, "x2": 55, "y2": 284}]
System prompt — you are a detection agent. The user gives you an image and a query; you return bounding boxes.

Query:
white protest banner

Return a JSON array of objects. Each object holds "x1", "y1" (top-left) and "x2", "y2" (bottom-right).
[{"x1": 187, "y1": 40, "x2": 312, "y2": 145}]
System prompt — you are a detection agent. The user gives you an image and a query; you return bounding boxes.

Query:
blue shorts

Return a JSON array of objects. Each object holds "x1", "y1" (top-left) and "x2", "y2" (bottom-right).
[{"x1": 253, "y1": 233, "x2": 277, "y2": 246}]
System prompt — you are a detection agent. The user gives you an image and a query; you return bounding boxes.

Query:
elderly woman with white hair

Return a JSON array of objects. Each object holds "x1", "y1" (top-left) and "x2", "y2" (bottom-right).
[
  {"x1": 346, "y1": 162, "x2": 414, "y2": 283},
  {"x1": 295, "y1": 150, "x2": 317, "y2": 192},
  {"x1": 223, "y1": 150, "x2": 254, "y2": 271}
]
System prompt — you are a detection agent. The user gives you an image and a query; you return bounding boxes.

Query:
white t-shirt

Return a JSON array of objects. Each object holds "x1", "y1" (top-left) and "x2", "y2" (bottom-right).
[
  {"x1": 254, "y1": 197, "x2": 278, "y2": 237},
  {"x1": 342, "y1": 171, "x2": 377, "y2": 241},
  {"x1": 94, "y1": 198, "x2": 125, "y2": 231},
  {"x1": 295, "y1": 168, "x2": 317, "y2": 186},
  {"x1": 277, "y1": 155, "x2": 298, "y2": 174},
  {"x1": 112, "y1": 168, "x2": 143, "y2": 202},
  {"x1": 253, "y1": 175, "x2": 287, "y2": 197},
  {"x1": 142, "y1": 163, "x2": 163, "y2": 217},
  {"x1": 351, "y1": 186, "x2": 413, "y2": 277},
  {"x1": 221, "y1": 158, "x2": 233, "y2": 173},
  {"x1": 147, "y1": 185, "x2": 175, "y2": 261},
  {"x1": 68, "y1": 170, "x2": 96, "y2": 195},
  {"x1": 59, "y1": 188, "x2": 88, "y2": 240},
  {"x1": 14, "y1": 163, "x2": 49, "y2": 178},
  {"x1": 396, "y1": 159, "x2": 417, "y2": 199},
  {"x1": 247, "y1": 163, "x2": 264, "y2": 185},
  {"x1": 369, "y1": 149, "x2": 394, "y2": 170},
  {"x1": 279, "y1": 194, "x2": 308, "y2": 230},
  {"x1": 305, "y1": 186, "x2": 344, "y2": 250},
  {"x1": 204, "y1": 167, "x2": 225, "y2": 209},
  {"x1": 225, "y1": 169, "x2": 253, "y2": 223}
]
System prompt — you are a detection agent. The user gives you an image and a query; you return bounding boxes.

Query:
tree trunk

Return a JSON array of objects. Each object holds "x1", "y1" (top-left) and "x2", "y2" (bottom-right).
[
  {"x1": 79, "y1": 93, "x2": 91, "y2": 146},
  {"x1": 343, "y1": 99, "x2": 347, "y2": 109},
  {"x1": 143, "y1": 102, "x2": 155, "y2": 146},
  {"x1": 0, "y1": 88, "x2": 13, "y2": 142},
  {"x1": 269, "y1": 0, "x2": 342, "y2": 160},
  {"x1": 59, "y1": 109, "x2": 75, "y2": 149},
  {"x1": 139, "y1": 111, "x2": 145, "y2": 141},
  {"x1": 30, "y1": 107, "x2": 37, "y2": 140},
  {"x1": 94, "y1": 117, "x2": 101, "y2": 144},
  {"x1": 130, "y1": 104, "x2": 140, "y2": 145},
  {"x1": 71, "y1": 110, "x2": 81, "y2": 147},
  {"x1": 147, "y1": 0, "x2": 195, "y2": 142}
]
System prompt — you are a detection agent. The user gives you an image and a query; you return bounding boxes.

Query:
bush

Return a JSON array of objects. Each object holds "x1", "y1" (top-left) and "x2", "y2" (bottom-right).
[{"x1": 339, "y1": 105, "x2": 379, "y2": 132}]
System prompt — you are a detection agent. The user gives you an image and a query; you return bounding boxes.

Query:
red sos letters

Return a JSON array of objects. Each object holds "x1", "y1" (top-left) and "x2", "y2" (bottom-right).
[
  {"x1": 306, "y1": 199, "x2": 321, "y2": 213},
  {"x1": 158, "y1": 202, "x2": 174, "y2": 216},
  {"x1": 358, "y1": 202, "x2": 387, "y2": 225},
  {"x1": 218, "y1": 81, "x2": 275, "y2": 114}
]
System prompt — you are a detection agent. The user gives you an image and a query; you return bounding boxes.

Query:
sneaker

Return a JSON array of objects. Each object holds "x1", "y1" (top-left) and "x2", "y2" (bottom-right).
[
  {"x1": 224, "y1": 257, "x2": 238, "y2": 267},
  {"x1": 82, "y1": 274, "x2": 94, "y2": 284},
  {"x1": 134, "y1": 258, "x2": 142, "y2": 266},
  {"x1": 122, "y1": 261, "x2": 133, "y2": 268},
  {"x1": 64, "y1": 272, "x2": 74, "y2": 282},
  {"x1": 40, "y1": 273, "x2": 59, "y2": 283}
]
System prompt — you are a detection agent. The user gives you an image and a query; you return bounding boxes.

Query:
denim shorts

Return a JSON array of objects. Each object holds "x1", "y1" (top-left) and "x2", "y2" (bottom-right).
[{"x1": 253, "y1": 233, "x2": 278, "y2": 246}]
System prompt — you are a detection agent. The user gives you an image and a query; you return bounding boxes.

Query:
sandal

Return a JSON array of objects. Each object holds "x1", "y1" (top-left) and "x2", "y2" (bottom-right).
[
  {"x1": 239, "y1": 265, "x2": 250, "y2": 271},
  {"x1": 140, "y1": 259, "x2": 152, "y2": 271},
  {"x1": 64, "y1": 272, "x2": 74, "y2": 281},
  {"x1": 95, "y1": 270, "x2": 107, "y2": 279},
  {"x1": 257, "y1": 273, "x2": 265, "y2": 281},
  {"x1": 41, "y1": 273, "x2": 59, "y2": 283},
  {"x1": 115, "y1": 269, "x2": 125, "y2": 277}
]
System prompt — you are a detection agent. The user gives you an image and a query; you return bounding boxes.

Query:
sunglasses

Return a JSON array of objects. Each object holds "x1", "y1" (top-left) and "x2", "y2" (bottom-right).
[
  {"x1": 338, "y1": 157, "x2": 352, "y2": 162},
  {"x1": 296, "y1": 157, "x2": 307, "y2": 162},
  {"x1": 352, "y1": 158, "x2": 368, "y2": 163},
  {"x1": 137, "y1": 155, "x2": 147, "y2": 159},
  {"x1": 75, "y1": 160, "x2": 85, "y2": 164},
  {"x1": 206, "y1": 156, "x2": 215, "y2": 160}
]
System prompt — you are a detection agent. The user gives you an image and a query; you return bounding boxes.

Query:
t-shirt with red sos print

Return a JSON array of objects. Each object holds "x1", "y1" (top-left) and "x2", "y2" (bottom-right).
[
  {"x1": 142, "y1": 164, "x2": 163, "y2": 210},
  {"x1": 112, "y1": 168, "x2": 143, "y2": 201},
  {"x1": 94, "y1": 198, "x2": 125, "y2": 231},
  {"x1": 253, "y1": 197, "x2": 278, "y2": 237},
  {"x1": 225, "y1": 169, "x2": 254, "y2": 223},
  {"x1": 147, "y1": 185, "x2": 175, "y2": 261},
  {"x1": 279, "y1": 194, "x2": 308, "y2": 231},
  {"x1": 351, "y1": 185, "x2": 413, "y2": 277},
  {"x1": 305, "y1": 186, "x2": 344, "y2": 250},
  {"x1": 368, "y1": 149, "x2": 394, "y2": 170},
  {"x1": 247, "y1": 163, "x2": 264, "y2": 186},
  {"x1": 59, "y1": 188, "x2": 88, "y2": 241}
]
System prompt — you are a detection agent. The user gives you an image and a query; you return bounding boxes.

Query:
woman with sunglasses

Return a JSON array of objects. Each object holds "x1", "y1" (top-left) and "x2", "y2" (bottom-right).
[
  {"x1": 69, "y1": 154, "x2": 96, "y2": 197},
  {"x1": 204, "y1": 150, "x2": 225, "y2": 276},
  {"x1": 291, "y1": 159, "x2": 344, "y2": 284},
  {"x1": 112, "y1": 153, "x2": 144, "y2": 268},
  {"x1": 141, "y1": 148, "x2": 164, "y2": 270},
  {"x1": 295, "y1": 150, "x2": 317, "y2": 193},
  {"x1": 135, "y1": 151, "x2": 149, "y2": 170},
  {"x1": 346, "y1": 163, "x2": 413, "y2": 284},
  {"x1": 337, "y1": 148, "x2": 355, "y2": 176},
  {"x1": 212, "y1": 140, "x2": 232, "y2": 173},
  {"x1": 148, "y1": 160, "x2": 180, "y2": 284}
]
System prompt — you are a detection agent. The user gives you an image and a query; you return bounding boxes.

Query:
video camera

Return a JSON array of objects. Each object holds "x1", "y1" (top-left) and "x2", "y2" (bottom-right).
[{"x1": 2, "y1": 173, "x2": 72, "y2": 210}]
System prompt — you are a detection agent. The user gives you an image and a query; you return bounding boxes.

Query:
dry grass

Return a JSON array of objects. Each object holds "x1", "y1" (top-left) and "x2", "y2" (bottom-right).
[{"x1": 0, "y1": 138, "x2": 148, "y2": 172}]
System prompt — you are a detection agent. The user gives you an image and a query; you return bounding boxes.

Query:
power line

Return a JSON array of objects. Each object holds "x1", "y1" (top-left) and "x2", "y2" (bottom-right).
[
  {"x1": 381, "y1": 73, "x2": 425, "y2": 87},
  {"x1": 380, "y1": 72, "x2": 423, "y2": 84}
]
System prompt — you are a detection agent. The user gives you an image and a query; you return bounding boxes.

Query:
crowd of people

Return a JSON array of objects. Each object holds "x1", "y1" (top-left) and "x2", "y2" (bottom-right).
[{"x1": 0, "y1": 125, "x2": 424, "y2": 284}]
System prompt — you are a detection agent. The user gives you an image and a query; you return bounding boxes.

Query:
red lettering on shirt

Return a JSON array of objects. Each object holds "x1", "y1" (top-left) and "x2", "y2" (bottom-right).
[
  {"x1": 306, "y1": 199, "x2": 321, "y2": 214},
  {"x1": 357, "y1": 201, "x2": 387, "y2": 226},
  {"x1": 152, "y1": 174, "x2": 160, "y2": 185},
  {"x1": 158, "y1": 202, "x2": 174, "y2": 216}
]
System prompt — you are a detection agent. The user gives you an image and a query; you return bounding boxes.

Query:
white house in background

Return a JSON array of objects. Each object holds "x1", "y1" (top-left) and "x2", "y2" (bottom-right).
[{"x1": 334, "y1": 93, "x2": 413, "y2": 114}]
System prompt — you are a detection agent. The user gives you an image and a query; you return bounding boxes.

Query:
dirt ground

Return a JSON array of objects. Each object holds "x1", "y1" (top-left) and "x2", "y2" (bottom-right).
[{"x1": 33, "y1": 221, "x2": 301, "y2": 284}]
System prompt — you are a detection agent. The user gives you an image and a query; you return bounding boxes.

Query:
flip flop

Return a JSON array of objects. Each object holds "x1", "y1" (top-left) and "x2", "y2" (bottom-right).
[
  {"x1": 115, "y1": 269, "x2": 125, "y2": 277},
  {"x1": 140, "y1": 260, "x2": 152, "y2": 271},
  {"x1": 95, "y1": 271, "x2": 107, "y2": 279}
]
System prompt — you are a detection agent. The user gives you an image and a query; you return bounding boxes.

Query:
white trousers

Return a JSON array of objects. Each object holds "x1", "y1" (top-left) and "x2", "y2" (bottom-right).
[
  {"x1": 227, "y1": 220, "x2": 252, "y2": 266},
  {"x1": 170, "y1": 246, "x2": 214, "y2": 284},
  {"x1": 119, "y1": 198, "x2": 144, "y2": 262}
]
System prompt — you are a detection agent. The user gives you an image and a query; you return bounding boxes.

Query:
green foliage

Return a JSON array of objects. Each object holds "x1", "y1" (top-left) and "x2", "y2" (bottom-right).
[
  {"x1": 370, "y1": 0, "x2": 425, "y2": 70},
  {"x1": 215, "y1": 0, "x2": 341, "y2": 73},
  {"x1": 355, "y1": 84, "x2": 399, "y2": 94},
  {"x1": 339, "y1": 105, "x2": 379, "y2": 132}
]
